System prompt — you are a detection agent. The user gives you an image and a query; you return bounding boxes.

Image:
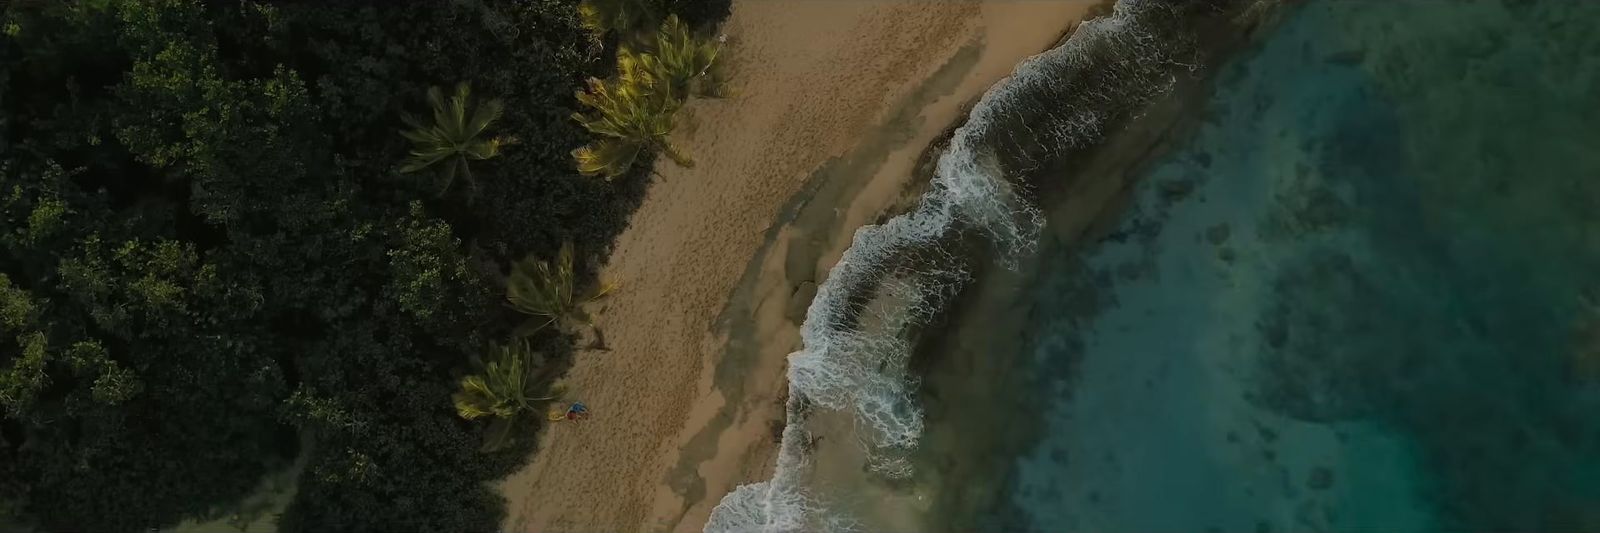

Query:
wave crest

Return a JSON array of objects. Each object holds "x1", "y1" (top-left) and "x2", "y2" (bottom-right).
[{"x1": 706, "y1": 2, "x2": 1218, "y2": 531}]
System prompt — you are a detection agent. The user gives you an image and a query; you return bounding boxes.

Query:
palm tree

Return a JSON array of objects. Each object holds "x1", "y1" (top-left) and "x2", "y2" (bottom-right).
[
  {"x1": 577, "y1": 0, "x2": 663, "y2": 42},
  {"x1": 453, "y1": 341, "x2": 564, "y2": 450},
  {"x1": 453, "y1": 341, "x2": 548, "y2": 421},
  {"x1": 571, "y1": 50, "x2": 692, "y2": 178},
  {"x1": 399, "y1": 82, "x2": 514, "y2": 195},
  {"x1": 642, "y1": 15, "x2": 726, "y2": 100},
  {"x1": 506, "y1": 241, "x2": 617, "y2": 334}
]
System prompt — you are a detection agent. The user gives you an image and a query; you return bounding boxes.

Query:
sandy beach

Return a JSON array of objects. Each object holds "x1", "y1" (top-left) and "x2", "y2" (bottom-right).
[{"x1": 499, "y1": 2, "x2": 1102, "y2": 531}]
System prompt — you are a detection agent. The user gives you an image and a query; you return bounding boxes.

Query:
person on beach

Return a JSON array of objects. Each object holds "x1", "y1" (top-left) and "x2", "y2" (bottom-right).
[
  {"x1": 556, "y1": 402, "x2": 590, "y2": 422},
  {"x1": 566, "y1": 402, "x2": 590, "y2": 421}
]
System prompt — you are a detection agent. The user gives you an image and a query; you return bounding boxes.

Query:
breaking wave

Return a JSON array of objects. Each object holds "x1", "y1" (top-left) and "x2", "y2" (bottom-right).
[{"x1": 705, "y1": 1, "x2": 1220, "y2": 531}]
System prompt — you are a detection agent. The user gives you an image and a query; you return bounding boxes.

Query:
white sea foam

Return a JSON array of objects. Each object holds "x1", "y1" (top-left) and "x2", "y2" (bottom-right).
[{"x1": 705, "y1": 2, "x2": 1197, "y2": 531}]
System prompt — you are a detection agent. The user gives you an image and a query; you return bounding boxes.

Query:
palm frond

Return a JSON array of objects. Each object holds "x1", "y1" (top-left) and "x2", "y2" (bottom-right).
[
  {"x1": 453, "y1": 375, "x2": 505, "y2": 420},
  {"x1": 466, "y1": 98, "x2": 505, "y2": 139},
  {"x1": 591, "y1": 281, "x2": 619, "y2": 300},
  {"x1": 573, "y1": 138, "x2": 645, "y2": 178},
  {"x1": 398, "y1": 82, "x2": 511, "y2": 196},
  {"x1": 463, "y1": 137, "x2": 506, "y2": 161},
  {"x1": 644, "y1": 14, "x2": 725, "y2": 100},
  {"x1": 507, "y1": 247, "x2": 573, "y2": 325},
  {"x1": 571, "y1": 51, "x2": 690, "y2": 176},
  {"x1": 453, "y1": 341, "x2": 550, "y2": 422},
  {"x1": 578, "y1": 0, "x2": 663, "y2": 42},
  {"x1": 654, "y1": 137, "x2": 694, "y2": 168},
  {"x1": 506, "y1": 242, "x2": 615, "y2": 331},
  {"x1": 400, "y1": 148, "x2": 453, "y2": 174}
]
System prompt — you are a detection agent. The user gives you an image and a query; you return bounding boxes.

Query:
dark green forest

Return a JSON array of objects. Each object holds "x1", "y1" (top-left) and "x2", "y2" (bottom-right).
[{"x1": 0, "y1": 0, "x2": 726, "y2": 531}]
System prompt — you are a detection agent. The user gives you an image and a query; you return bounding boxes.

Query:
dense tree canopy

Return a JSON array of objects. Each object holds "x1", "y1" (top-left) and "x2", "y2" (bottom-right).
[{"x1": 0, "y1": 0, "x2": 726, "y2": 531}]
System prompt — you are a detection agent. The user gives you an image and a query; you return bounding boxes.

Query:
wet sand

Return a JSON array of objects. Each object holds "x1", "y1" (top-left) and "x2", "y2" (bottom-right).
[{"x1": 497, "y1": 2, "x2": 1102, "y2": 531}]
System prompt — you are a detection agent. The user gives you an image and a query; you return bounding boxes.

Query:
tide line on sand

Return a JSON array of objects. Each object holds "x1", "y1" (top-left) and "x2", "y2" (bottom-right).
[{"x1": 496, "y1": 2, "x2": 1100, "y2": 532}]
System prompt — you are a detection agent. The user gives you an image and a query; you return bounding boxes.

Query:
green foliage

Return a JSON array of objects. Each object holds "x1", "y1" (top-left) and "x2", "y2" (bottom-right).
[
  {"x1": 453, "y1": 341, "x2": 566, "y2": 450},
  {"x1": 507, "y1": 241, "x2": 618, "y2": 332},
  {"x1": 645, "y1": 14, "x2": 727, "y2": 99},
  {"x1": 0, "y1": 0, "x2": 729, "y2": 530},
  {"x1": 457, "y1": 340, "x2": 563, "y2": 419},
  {"x1": 578, "y1": 0, "x2": 664, "y2": 42},
  {"x1": 571, "y1": 13, "x2": 725, "y2": 178},
  {"x1": 572, "y1": 50, "x2": 691, "y2": 177},
  {"x1": 399, "y1": 82, "x2": 516, "y2": 196}
]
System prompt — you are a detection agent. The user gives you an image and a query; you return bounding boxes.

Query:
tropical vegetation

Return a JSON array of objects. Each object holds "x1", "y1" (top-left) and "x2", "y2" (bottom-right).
[
  {"x1": 646, "y1": 14, "x2": 728, "y2": 99},
  {"x1": 400, "y1": 82, "x2": 516, "y2": 196},
  {"x1": 572, "y1": 50, "x2": 692, "y2": 177},
  {"x1": 579, "y1": 0, "x2": 664, "y2": 42},
  {"x1": 0, "y1": 0, "x2": 728, "y2": 531},
  {"x1": 572, "y1": 11, "x2": 727, "y2": 178},
  {"x1": 507, "y1": 241, "x2": 618, "y2": 334},
  {"x1": 453, "y1": 341, "x2": 564, "y2": 450}
]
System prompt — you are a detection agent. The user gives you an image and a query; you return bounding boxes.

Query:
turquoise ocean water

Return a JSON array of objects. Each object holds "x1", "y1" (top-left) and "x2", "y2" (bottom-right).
[{"x1": 927, "y1": 1, "x2": 1600, "y2": 531}]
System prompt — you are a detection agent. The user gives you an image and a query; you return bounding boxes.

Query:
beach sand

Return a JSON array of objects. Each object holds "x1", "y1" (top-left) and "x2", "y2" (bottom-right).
[{"x1": 499, "y1": 2, "x2": 1101, "y2": 531}]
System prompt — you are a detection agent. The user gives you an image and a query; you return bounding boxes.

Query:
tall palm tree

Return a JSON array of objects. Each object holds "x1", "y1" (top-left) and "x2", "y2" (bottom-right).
[
  {"x1": 452, "y1": 341, "x2": 552, "y2": 421},
  {"x1": 577, "y1": 0, "x2": 663, "y2": 43},
  {"x1": 399, "y1": 82, "x2": 514, "y2": 195},
  {"x1": 642, "y1": 15, "x2": 726, "y2": 100},
  {"x1": 506, "y1": 241, "x2": 617, "y2": 333},
  {"x1": 571, "y1": 50, "x2": 691, "y2": 178},
  {"x1": 453, "y1": 341, "x2": 564, "y2": 450}
]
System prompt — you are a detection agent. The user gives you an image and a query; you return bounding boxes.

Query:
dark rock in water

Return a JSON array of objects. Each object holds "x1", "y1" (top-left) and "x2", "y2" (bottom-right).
[
  {"x1": 1218, "y1": 247, "x2": 1237, "y2": 264},
  {"x1": 1256, "y1": 520, "x2": 1274, "y2": 533},
  {"x1": 786, "y1": 281, "x2": 817, "y2": 322},
  {"x1": 1206, "y1": 223, "x2": 1232, "y2": 245},
  {"x1": 1261, "y1": 312, "x2": 1288, "y2": 349},
  {"x1": 1301, "y1": 186, "x2": 1350, "y2": 229},
  {"x1": 1324, "y1": 49, "x2": 1367, "y2": 65},
  {"x1": 1308, "y1": 466, "x2": 1334, "y2": 490},
  {"x1": 1256, "y1": 421, "x2": 1279, "y2": 442},
  {"x1": 1117, "y1": 261, "x2": 1144, "y2": 282},
  {"x1": 1160, "y1": 179, "x2": 1196, "y2": 202},
  {"x1": 1195, "y1": 152, "x2": 1213, "y2": 168},
  {"x1": 1050, "y1": 448, "x2": 1070, "y2": 464}
]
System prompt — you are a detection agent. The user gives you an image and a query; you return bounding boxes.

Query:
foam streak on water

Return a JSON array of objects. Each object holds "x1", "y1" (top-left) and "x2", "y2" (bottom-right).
[{"x1": 705, "y1": 2, "x2": 1202, "y2": 531}]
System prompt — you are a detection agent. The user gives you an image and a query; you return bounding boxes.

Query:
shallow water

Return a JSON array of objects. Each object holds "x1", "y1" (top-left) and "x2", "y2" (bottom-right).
[{"x1": 925, "y1": 1, "x2": 1600, "y2": 531}]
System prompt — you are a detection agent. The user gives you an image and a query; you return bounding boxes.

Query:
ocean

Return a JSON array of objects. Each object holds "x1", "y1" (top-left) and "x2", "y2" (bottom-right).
[{"x1": 708, "y1": 0, "x2": 1600, "y2": 531}]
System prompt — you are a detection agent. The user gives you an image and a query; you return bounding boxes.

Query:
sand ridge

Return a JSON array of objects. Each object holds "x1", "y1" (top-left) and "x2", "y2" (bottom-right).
[{"x1": 498, "y1": 2, "x2": 1100, "y2": 531}]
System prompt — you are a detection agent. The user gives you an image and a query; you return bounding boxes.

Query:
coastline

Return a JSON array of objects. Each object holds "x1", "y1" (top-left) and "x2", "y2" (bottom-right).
[
  {"x1": 498, "y1": 2, "x2": 1102, "y2": 532},
  {"x1": 903, "y1": 1, "x2": 1304, "y2": 529}
]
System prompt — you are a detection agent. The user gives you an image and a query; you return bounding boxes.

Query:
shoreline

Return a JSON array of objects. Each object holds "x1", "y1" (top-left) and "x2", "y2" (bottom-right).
[
  {"x1": 906, "y1": 1, "x2": 1301, "y2": 529},
  {"x1": 497, "y1": 2, "x2": 1102, "y2": 532}
]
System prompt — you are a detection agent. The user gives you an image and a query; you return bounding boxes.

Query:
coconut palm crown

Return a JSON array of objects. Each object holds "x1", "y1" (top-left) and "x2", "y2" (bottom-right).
[
  {"x1": 642, "y1": 15, "x2": 726, "y2": 100},
  {"x1": 506, "y1": 241, "x2": 617, "y2": 332},
  {"x1": 453, "y1": 341, "x2": 547, "y2": 421},
  {"x1": 399, "y1": 82, "x2": 514, "y2": 195},
  {"x1": 570, "y1": 51, "x2": 690, "y2": 178}
]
